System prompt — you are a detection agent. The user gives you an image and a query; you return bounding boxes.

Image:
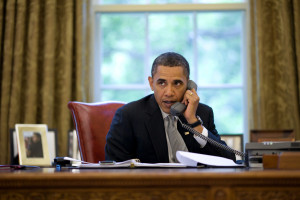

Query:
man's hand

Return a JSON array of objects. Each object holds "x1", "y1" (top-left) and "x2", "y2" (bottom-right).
[
  {"x1": 181, "y1": 88, "x2": 199, "y2": 124},
  {"x1": 181, "y1": 88, "x2": 204, "y2": 133}
]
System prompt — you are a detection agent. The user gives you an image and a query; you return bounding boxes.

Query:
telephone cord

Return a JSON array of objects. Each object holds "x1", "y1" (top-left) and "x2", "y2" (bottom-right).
[{"x1": 176, "y1": 117, "x2": 246, "y2": 158}]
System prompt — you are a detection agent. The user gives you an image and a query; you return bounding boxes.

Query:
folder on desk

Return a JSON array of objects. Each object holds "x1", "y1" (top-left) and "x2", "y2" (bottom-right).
[{"x1": 74, "y1": 151, "x2": 244, "y2": 168}]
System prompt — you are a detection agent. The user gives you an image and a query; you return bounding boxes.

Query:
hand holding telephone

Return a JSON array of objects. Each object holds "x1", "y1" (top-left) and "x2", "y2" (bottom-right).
[
  {"x1": 170, "y1": 80, "x2": 246, "y2": 159},
  {"x1": 170, "y1": 80, "x2": 198, "y2": 116}
]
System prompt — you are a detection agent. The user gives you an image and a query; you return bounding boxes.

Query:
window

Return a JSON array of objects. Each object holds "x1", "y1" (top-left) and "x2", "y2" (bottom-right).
[{"x1": 92, "y1": 0, "x2": 248, "y2": 136}]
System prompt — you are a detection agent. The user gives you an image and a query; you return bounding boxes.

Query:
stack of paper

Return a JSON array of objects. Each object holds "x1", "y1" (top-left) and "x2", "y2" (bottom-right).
[{"x1": 74, "y1": 151, "x2": 244, "y2": 168}]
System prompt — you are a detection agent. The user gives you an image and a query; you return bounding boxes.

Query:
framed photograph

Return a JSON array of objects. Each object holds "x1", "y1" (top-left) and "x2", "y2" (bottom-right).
[
  {"x1": 15, "y1": 124, "x2": 51, "y2": 166},
  {"x1": 68, "y1": 130, "x2": 81, "y2": 160},
  {"x1": 10, "y1": 128, "x2": 58, "y2": 165}
]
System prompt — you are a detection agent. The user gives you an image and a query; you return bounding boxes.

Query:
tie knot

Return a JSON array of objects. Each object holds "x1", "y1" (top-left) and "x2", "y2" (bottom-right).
[
  {"x1": 168, "y1": 115, "x2": 174, "y2": 121},
  {"x1": 167, "y1": 115, "x2": 177, "y2": 128}
]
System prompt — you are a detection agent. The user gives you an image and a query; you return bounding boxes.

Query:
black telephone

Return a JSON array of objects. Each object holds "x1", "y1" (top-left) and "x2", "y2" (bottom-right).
[
  {"x1": 170, "y1": 80, "x2": 198, "y2": 116},
  {"x1": 170, "y1": 80, "x2": 246, "y2": 159}
]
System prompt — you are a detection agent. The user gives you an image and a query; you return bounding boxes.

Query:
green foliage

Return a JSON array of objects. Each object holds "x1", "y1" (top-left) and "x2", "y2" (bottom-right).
[
  {"x1": 101, "y1": 90, "x2": 147, "y2": 102},
  {"x1": 197, "y1": 11, "x2": 243, "y2": 85},
  {"x1": 100, "y1": 13, "x2": 146, "y2": 84},
  {"x1": 200, "y1": 89, "x2": 243, "y2": 133}
]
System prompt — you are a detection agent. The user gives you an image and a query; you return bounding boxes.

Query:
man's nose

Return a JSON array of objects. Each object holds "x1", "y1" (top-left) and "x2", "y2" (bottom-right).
[{"x1": 165, "y1": 85, "x2": 174, "y2": 96}]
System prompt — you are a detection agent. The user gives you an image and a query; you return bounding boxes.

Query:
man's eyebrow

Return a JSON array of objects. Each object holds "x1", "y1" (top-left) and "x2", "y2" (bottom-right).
[
  {"x1": 156, "y1": 78, "x2": 166, "y2": 82},
  {"x1": 173, "y1": 79, "x2": 184, "y2": 83}
]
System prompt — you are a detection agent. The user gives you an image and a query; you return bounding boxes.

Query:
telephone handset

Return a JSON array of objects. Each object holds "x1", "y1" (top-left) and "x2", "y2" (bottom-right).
[
  {"x1": 170, "y1": 80, "x2": 246, "y2": 159},
  {"x1": 170, "y1": 80, "x2": 198, "y2": 116}
]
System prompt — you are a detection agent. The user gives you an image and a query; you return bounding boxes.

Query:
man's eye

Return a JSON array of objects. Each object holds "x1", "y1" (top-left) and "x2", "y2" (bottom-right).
[
  {"x1": 158, "y1": 81, "x2": 166, "y2": 86},
  {"x1": 174, "y1": 81, "x2": 183, "y2": 86}
]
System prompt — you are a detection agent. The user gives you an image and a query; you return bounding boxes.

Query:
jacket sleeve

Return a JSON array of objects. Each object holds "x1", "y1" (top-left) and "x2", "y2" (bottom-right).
[{"x1": 199, "y1": 106, "x2": 236, "y2": 162}]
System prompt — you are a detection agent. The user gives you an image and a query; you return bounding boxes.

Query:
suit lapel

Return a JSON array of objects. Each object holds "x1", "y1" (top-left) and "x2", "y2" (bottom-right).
[{"x1": 144, "y1": 95, "x2": 169, "y2": 162}]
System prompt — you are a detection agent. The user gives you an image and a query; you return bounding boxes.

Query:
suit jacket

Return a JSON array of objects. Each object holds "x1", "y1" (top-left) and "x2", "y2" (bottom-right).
[{"x1": 105, "y1": 94, "x2": 236, "y2": 163}]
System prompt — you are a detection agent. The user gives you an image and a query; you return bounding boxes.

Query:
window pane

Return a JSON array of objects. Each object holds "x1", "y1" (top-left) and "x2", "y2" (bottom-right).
[
  {"x1": 197, "y1": 11, "x2": 243, "y2": 85},
  {"x1": 148, "y1": 13, "x2": 194, "y2": 73},
  {"x1": 99, "y1": 13, "x2": 146, "y2": 85},
  {"x1": 200, "y1": 89, "x2": 243, "y2": 133},
  {"x1": 101, "y1": 90, "x2": 147, "y2": 102}
]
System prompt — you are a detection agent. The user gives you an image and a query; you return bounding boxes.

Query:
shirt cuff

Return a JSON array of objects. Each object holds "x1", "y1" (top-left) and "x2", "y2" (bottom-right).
[{"x1": 193, "y1": 126, "x2": 208, "y2": 148}]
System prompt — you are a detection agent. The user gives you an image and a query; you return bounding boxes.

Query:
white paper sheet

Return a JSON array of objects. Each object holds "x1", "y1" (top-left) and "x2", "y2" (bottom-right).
[{"x1": 176, "y1": 151, "x2": 244, "y2": 167}]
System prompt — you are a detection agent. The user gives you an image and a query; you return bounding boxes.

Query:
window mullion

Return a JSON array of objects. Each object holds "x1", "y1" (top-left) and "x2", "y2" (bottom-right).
[
  {"x1": 145, "y1": 12, "x2": 149, "y2": 96},
  {"x1": 94, "y1": 3, "x2": 247, "y2": 13},
  {"x1": 193, "y1": 11, "x2": 198, "y2": 83}
]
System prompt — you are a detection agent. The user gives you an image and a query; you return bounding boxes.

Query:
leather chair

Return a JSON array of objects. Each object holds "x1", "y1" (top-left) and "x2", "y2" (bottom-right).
[{"x1": 68, "y1": 101, "x2": 125, "y2": 163}]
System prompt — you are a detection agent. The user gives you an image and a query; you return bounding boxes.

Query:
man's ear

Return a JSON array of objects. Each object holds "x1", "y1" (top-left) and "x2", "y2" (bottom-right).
[{"x1": 148, "y1": 76, "x2": 154, "y2": 91}]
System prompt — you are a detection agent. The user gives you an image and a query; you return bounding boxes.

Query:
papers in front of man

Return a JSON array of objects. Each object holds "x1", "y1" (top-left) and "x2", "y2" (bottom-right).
[
  {"x1": 73, "y1": 151, "x2": 244, "y2": 168},
  {"x1": 74, "y1": 158, "x2": 187, "y2": 168},
  {"x1": 176, "y1": 151, "x2": 244, "y2": 168}
]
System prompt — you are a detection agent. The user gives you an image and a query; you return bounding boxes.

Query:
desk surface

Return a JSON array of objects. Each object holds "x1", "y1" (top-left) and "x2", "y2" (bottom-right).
[{"x1": 1, "y1": 167, "x2": 300, "y2": 200}]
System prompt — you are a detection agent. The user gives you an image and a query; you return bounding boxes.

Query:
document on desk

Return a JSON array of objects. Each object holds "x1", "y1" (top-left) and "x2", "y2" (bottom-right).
[
  {"x1": 74, "y1": 151, "x2": 244, "y2": 168},
  {"x1": 75, "y1": 159, "x2": 187, "y2": 168},
  {"x1": 176, "y1": 151, "x2": 244, "y2": 167}
]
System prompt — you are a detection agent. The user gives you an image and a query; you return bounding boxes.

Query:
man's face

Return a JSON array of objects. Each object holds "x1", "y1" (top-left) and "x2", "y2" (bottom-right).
[
  {"x1": 148, "y1": 65, "x2": 188, "y2": 114},
  {"x1": 32, "y1": 134, "x2": 39, "y2": 143}
]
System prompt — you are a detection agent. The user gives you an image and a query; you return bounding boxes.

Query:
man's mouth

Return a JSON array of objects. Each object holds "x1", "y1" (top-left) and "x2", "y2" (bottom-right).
[{"x1": 162, "y1": 100, "x2": 176, "y2": 108}]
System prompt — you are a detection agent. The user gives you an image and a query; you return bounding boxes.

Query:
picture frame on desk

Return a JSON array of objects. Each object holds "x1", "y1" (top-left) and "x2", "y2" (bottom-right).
[
  {"x1": 11, "y1": 124, "x2": 57, "y2": 166},
  {"x1": 68, "y1": 130, "x2": 81, "y2": 160},
  {"x1": 220, "y1": 134, "x2": 244, "y2": 160}
]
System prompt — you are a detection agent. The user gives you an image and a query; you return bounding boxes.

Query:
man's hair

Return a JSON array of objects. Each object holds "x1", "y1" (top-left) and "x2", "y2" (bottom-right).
[
  {"x1": 151, "y1": 52, "x2": 190, "y2": 79},
  {"x1": 33, "y1": 132, "x2": 41, "y2": 140}
]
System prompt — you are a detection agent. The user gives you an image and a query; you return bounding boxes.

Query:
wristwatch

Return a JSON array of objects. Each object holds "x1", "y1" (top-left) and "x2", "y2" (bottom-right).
[{"x1": 188, "y1": 116, "x2": 203, "y2": 128}]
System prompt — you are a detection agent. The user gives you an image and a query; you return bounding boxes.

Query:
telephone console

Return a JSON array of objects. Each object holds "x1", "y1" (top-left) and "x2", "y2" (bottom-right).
[{"x1": 245, "y1": 141, "x2": 300, "y2": 167}]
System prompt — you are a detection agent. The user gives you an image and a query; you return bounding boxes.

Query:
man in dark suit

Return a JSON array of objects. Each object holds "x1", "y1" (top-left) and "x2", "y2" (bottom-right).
[{"x1": 105, "y1": 52, "x2": 236, "y2": 163}]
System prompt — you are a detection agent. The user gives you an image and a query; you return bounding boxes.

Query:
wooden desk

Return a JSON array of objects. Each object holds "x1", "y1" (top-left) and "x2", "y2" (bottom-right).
[{"x1": 1, "y1": 167, "x2": 300, "y2": 200}]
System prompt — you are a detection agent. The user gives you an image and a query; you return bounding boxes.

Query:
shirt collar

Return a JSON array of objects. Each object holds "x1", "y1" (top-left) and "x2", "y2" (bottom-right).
[{"x1": 159, "y1": 107, "x2": 169, "y2": 119}]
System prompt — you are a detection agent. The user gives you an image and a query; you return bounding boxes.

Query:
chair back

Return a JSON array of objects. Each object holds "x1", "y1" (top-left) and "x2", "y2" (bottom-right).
[{"x1": 68, "y1": 101, "x2": 125, "y2": 163}]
